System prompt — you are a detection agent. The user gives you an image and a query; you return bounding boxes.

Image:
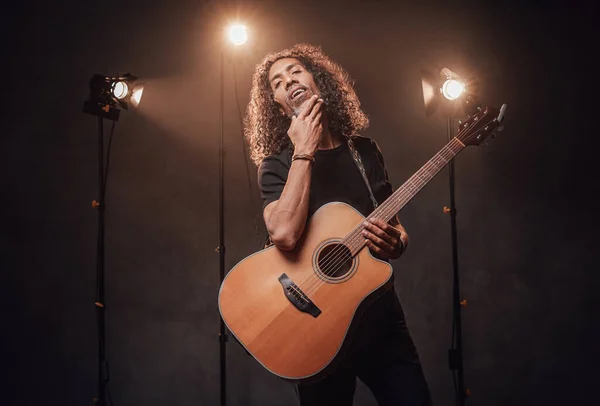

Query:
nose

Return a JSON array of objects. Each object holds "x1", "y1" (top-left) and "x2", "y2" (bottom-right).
[{"x1": 284, "y1": 74, "x2": 298, "y2": 90}]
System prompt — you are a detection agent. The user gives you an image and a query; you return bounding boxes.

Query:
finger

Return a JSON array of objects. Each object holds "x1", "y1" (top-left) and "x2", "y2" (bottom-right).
[
  {"x1": 365, "y1": 239, "x2": 390, "y2": 259},
  {"x1": 308, "y1": 99, "x2": 324, "y2": 120},
  {"x1": 368, "y1": 218, "x2": 401, "y2": 237},
  {"x1": 363, "y1": 221, "x2": 397, "y2": 246},
  {"x1": 362, "y1": 229, "x2": 395, "y2": 253},
  {"x1": 312, "y1": 110, "x2": 323, "y2": 123},
  {"x1": 299, "y1": 95, "x2": 319, "y2": 119},
  {"x1": 306, "y1": 98, "x2": 323, "y2": 121},
  {"x1": 287, "y1": 116, "x2": 296, "y2": 134}
]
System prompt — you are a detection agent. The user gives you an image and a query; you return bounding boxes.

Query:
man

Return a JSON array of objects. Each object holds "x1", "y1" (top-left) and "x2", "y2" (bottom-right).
[{"x1": 244, "y1": 43, "x2": 432, "y2": 406}]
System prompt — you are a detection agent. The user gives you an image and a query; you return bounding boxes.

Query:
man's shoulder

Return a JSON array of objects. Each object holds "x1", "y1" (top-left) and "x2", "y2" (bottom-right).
[
  {"x1": 259, "y1": 145, "x2": 292, "y2": 171},
  {"x1": 351, "y1": 134, "x2": 380, "y2": 152}
]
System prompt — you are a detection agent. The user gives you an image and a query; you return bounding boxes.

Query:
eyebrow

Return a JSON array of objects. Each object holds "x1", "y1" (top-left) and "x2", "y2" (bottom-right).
[{"x1": 269, "y1": 63, "x2": 302, "y2": 84}]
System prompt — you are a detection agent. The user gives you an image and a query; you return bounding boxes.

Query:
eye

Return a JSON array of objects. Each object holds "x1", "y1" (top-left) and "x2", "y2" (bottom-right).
[
  {"x1": 292, "y1": 70, "x2": 301, "y2": 75},
  {"x1": 274, "y1": 81, "x2": 281, "y2": 89}
]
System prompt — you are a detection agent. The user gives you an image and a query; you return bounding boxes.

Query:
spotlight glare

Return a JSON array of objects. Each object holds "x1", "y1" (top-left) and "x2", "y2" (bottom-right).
[
  {"x1": 227, "y1": 24, "x2": 248, "y2": 45},
  {"x1": 131, "y1": 86, "x2": 144, "y2": 107},
  {"x1": 112, "y1": 81, "x2": 129, "y2": 99},
  {"x1": 442, "y1": 79, "x2": 465, "y2": 100}
]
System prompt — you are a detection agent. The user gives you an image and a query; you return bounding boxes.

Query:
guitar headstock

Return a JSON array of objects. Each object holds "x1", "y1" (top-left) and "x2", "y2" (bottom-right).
[{"x1": 456, "y1": 103, "x2": 507, "y2": 146}]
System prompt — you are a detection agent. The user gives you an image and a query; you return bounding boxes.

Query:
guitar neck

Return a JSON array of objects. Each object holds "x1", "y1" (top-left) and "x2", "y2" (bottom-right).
[
  {"x1": 341, "y1": 104, "x2": 507, "y2": 256},
  {"x1": 345, "y1": 137, "x2": 466, "y2": 256},
  {"x1": 369, "y1": 137, "x2": 466, "y2": 223}
]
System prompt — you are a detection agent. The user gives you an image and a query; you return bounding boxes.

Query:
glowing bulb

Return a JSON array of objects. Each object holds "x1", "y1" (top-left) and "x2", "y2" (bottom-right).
[
  {"x1": 442, "y1": 79, "x2": 465, "y2": 100},
  {"x1": 112, "y1": 81, "x2": 129, "y2": 99},
  {"x1": 131, "y1": 86, "x2": 144, "y2": 107},
  {"x1": 227, "y1": 24, "x2": 248, "y2": 45}
]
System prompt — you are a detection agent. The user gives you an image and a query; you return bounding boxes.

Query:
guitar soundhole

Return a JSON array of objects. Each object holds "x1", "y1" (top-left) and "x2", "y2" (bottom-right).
[{"x1": 317, "y1": 243, "x2": 353, "y2": 279}]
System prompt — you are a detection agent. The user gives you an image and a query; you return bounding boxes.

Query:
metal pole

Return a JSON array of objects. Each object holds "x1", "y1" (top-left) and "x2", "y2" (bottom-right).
[
  {"x1": 218, "y1": 47, "x2": 228, "y2": 406},
  {"x1": 95, "y1": 116, "x2": 106, "y2": 406},
  {"x1": 447, "y1": 116, "x2": 466, "y2": 406}
]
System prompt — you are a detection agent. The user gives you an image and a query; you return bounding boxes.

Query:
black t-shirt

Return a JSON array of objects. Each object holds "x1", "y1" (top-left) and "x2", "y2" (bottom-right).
[{"x1": 258, "y1": 135, "x2": 393, "y2": 219}]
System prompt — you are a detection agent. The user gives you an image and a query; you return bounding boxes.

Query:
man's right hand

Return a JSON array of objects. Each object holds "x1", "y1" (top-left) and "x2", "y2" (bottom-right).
[{"x1": 287, "y1": 95, "x2": 324, "y2": 156}]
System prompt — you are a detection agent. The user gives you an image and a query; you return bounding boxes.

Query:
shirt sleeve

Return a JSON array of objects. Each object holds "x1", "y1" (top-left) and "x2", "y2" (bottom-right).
[{"x1": 258, "y1": 155, "x2": 290, "y2": 211}]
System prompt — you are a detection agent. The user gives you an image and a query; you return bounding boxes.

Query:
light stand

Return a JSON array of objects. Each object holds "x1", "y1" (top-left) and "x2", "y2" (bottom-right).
[
  {"x1": 422, "y1": 68, "x2": 480, "y2": 406},
  {"x1": 95, "y1": 114, "x2": 108, "y2": 406},
  {"x1": 84, "y1": 97, "x2": 118, "y2": 406},
  {"x1": 218, "y1": 47, "x2": 228, "y2": 406},
  {"x1": 218, "y1": 23, "x2": 248, "y2": 406},
  {"x1": 83, "y1": 73, "x2": 143, "y2": 406},
  {"x1": 446, "y1": 115, "x2": 466, "y2": 406}
]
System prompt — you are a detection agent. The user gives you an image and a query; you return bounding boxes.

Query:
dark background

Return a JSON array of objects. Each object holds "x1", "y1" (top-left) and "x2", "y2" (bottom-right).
[{"x1": 2, "y1": 0, "x2": 597, "y2": 405}]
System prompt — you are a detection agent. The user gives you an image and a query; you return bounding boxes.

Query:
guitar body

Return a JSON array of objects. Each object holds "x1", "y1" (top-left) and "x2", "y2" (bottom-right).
[{"x1": 218, "y1": 202, "x2": 393, "y2": 383}]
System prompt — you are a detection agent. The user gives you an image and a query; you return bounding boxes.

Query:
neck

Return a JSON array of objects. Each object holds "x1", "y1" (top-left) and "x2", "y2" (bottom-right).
[{"x1": 318, "y1": 115, "x2": 343, "y2": 150}]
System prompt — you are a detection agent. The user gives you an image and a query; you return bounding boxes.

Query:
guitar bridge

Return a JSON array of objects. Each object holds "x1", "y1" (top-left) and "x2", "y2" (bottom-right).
[{"x1": 278, "y1": 273, "x2": 321, "y2": 318}]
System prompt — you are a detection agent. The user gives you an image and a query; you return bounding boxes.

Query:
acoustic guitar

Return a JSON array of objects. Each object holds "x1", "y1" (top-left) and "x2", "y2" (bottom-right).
[{"x1": 219, "y1": 104, "x2": 507, "y2": 383}]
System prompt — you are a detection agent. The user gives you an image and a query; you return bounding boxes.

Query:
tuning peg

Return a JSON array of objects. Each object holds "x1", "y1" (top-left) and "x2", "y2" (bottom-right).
[{"x1": 497, "y1": 125, "x2": 504, "y2": 132}]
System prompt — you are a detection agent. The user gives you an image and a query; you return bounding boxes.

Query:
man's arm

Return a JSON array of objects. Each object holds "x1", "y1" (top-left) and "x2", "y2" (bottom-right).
[
  {"x1": 263, "y1": 158, "x2": 313, "y2": 251},
  {"x1": 263, "y1": 95, "x2": 324, "y2": 251}
]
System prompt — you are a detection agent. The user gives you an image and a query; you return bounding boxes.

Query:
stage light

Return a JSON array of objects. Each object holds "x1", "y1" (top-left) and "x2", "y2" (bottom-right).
[
  {"x1": 83, "y1": 73, "x2": 144, "y2": 121},
  {"x1": 82, "y1": 69, "x2": 145, "y2": 406},
  {"x1": 227, "y1": 23, "x2": 248, "y2": 45},
  {"x1": 112, "y1": 74, "x2": 144, "y2": 109},
  {"x1": 421, "y1": 67, "x2": 478, "y2": 117},
  {"x1": 441, "y1": 79, "x2": 464, "y2": 100},
  {"x1": 112, "y1": 81, "x2": 129, "y2": 100}
]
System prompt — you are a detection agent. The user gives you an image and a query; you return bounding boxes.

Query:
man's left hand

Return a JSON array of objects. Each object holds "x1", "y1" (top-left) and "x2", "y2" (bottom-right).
[{"x1": 362, "y1": 218, "x2": 405, "y2": 260}]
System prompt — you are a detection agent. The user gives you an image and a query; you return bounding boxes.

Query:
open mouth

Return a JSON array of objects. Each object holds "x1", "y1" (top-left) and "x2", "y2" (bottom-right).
[{"x1": 290, "y1": 87, "x2": 307, "y2": 101}]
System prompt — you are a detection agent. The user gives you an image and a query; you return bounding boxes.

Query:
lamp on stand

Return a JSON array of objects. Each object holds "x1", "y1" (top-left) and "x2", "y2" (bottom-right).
[
  {"x1": 421, "y1": 66, "x2": 481, "y2": 406},
  {"x1": 83, "y1": 72, "x2": 144, "y2": 406}
]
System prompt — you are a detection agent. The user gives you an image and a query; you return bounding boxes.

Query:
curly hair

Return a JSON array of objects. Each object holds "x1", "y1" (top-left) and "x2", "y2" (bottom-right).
[{"x1": 244, "y1": 43, "x2": 370, "y2": 166}]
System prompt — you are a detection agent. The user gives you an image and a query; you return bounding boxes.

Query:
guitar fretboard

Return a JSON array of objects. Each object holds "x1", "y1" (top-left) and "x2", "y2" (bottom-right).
[{"x1": 347, "y1": 137, "x2": 466, "y2": 255}]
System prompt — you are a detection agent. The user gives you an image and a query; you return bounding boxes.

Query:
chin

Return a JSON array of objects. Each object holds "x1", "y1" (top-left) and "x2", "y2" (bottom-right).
[{"x1": 289, "y1": 92, "x2": 314, "y2": 116}]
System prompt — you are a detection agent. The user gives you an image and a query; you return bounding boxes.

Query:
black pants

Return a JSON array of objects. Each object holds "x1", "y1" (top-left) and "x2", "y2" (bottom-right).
[{"x1": 294, "y1": 289, "x2": 432, "y2": 406}]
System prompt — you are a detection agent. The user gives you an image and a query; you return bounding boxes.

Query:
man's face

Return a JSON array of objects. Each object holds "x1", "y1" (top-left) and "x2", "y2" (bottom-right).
[{"x1": 268, "y1": 57, "x2": 321, "y2": 118}]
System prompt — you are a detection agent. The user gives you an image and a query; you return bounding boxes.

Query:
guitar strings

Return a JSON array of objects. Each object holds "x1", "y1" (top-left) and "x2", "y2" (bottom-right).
[
  {"x1": 313, "y1": 138, "x2": 465, "y2": 278},
  {"x1": 292, "y1": 141, "x2": 460, "y2": 297},
  {"x1": 316, "y1": 140, "x2": 464, "y2": 281},
  {"x1": 288, "y1": 140, "x2": 456, "y2": 302},
  {"x1": 299, "y1": 139, "x2": 463, "y2": 297},
  {"x1": 293, "y1": 138, "x2": 465, "y2": 298},
  {"x1": 278, "y1": 111, "x2": 490, "y2": 309},
  {"x1": 300, "y1": 140, "x2": 463, "y2": 297},
  {"x1": 310, "y1": 119, "x2": 482, "y2": 285}
]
